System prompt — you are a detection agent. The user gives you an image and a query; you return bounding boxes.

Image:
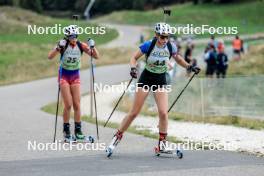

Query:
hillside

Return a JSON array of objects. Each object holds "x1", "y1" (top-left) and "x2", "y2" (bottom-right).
[
  {"x1": 0, "y1": 6, "x2": 118, "y2": 85},
  {"x1": 94, "y1": 1, "x2": 264, "y2": 35}
]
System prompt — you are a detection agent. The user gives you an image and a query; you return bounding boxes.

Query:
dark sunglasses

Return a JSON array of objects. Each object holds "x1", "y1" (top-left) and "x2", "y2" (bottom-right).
[
  {"x1": 159, "y1": 35, "x2": 169, "y2": 39},
  {"x1": 68, "y1": 34, "x2": 78, "y2": 40}
]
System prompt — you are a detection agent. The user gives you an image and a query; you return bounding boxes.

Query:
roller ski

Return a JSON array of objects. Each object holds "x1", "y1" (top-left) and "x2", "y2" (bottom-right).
[
  {"x1": 63, "y1": 125, "x2": 76, "y2": 143},
  {"x1": 75, "y1": 131, "x2": 95, "y2": 143},
  {"x1": 74, "y1": 123, "x2": 95, "y2": 143},
  {"x1": 63, "y1": 133, "x2": 94, "y2": 143},
  {"x1": 63, "y1": 122, "x2": 94, "y2": 143},
  {"x1": 154, "y1": 140, "x2": 183, "y2": 159},
  {"x1": 106, "y1": 130, "x2": 123, "y2": 158}
]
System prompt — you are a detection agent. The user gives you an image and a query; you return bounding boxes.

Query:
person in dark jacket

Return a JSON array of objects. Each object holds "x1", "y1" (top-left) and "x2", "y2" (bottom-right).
[
  {"x1": 204, "y1": 44, "x2": 217, "y2": 78},
  {"x1": 216, "y1": 50, "x2": 228, "y2": 78}
]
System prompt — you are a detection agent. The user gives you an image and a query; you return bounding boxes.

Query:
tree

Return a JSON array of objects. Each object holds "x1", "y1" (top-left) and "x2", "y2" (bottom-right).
[
  {"x1": 19, "y1": 0, "x2": 43, "y2": 13},
  {"x1": 193, "y1": 0, "x2": 199, "y2": 5}
]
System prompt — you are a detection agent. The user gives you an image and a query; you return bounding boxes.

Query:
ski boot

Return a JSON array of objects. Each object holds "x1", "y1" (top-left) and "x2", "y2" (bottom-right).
[
  {"x1": 74, "y1": 122, "x2": 94, "y2": 143},
  {"x1": 75, "y1": 129, "x2": 86, "y2": 142},
  {"x1": 64, "y1": 133, "x2": 75, "y2": 143},
  {"x1": 63, "y1": 123, "x2": 75, "y2": 143},
  {"x1": 106, "y1": 130, "x2": 123, "y2": 158}
]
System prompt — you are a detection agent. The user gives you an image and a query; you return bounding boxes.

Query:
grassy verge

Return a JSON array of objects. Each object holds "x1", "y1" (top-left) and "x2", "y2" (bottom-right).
[
  {"x1": 95, "y1": 47, "x2": 134, "y2": 66},
  {"x1": 0, "y1": 6, "x2": 119, "y2": 85},
  {"x1": 118, "y1": 95, "x2": 264, "y2": 130},
  {"x1": 41, "y1": 101, "x2": 182, "y2": 144},
  {"x1": 228, "y1": 44, "x2": 264, "y2": 76},
  {"x1": 94, "y1": 1, "x2": 264, "y2": 36}
]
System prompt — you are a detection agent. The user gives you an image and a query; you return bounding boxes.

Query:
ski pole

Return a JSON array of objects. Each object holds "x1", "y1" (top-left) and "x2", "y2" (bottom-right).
[
  {"x1": 168, "y1": 73, "x2": 196, "y2": 113},
  {"x1": 88, "y1": 38, "x2": 99, "y2": 140},
  {"x1": 104, "y1": 78, "x2": 133, "y2": 127},
  {"x1": 53, "y1": 58, "x2": 63, "y2": 142},
  {"x1": 91, "y1": 58, "x2": 99, "y2": 140},
  {"x1": 53, "y1": 84, "x2": 60, "y2": 143}
]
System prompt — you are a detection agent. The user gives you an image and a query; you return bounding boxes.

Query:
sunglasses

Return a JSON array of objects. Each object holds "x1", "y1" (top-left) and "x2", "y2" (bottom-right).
[
  {"x1": 68, "y1": 34, "x2": 78, "y2": 40},
  {"x1": 159, "y1": 35, "x2": 169, "y2": 40}
]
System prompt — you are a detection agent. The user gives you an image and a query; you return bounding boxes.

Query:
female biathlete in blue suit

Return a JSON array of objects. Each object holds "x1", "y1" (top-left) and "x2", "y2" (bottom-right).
[
  {"x1": 48, "y1": 25, "x2": 99, "y2": 142},
  {"x1": 106, "y1": 22, "x2": 200, "y2": 156}
]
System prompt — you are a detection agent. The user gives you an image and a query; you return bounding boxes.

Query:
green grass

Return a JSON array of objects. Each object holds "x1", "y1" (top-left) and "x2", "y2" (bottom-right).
[
  {"x1": 41, "y1": 101, "x2": 182, "y2": 144},
  {"x1": 228, "y1": 44, "x2": 264, "y2": 75},
  {"x1": 118, "y1": 94, "x2": 264, "y2": 130},
  {"x1": 95, "y1": 1, "x2": 264, "y2": 36},
  {"x1": 0, "y1": 6, "x2": 118, "y2": 85}
]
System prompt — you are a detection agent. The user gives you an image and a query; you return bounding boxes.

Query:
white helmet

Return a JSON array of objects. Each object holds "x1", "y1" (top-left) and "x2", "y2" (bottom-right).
[
  {"x1": 155, "y1": 22, "x2": 172, "y2": 35},
  {"x1": 64, "y1": 25, "x2": 79, "y2": 37}
]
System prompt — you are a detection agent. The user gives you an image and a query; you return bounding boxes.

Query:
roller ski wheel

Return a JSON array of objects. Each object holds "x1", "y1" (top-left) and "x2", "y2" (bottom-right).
[
  {"x1": 176, "y1": 149, "x2": 183, "y2": 159},
  {"x1": 154, "y1": 146, "x2": 160, "y2": 156},
  {"x1": 106, "y1": 147, "x2": 113, "y2": 158},
  {"x1": 154, "y1": 147, "x2": 183, "y2": 159},
  {"x1": 86, "y1": 135, "x2": 95, "y2": 143}
]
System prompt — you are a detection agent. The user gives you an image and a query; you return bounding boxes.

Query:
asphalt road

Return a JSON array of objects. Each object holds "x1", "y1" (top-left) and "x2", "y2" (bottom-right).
[
  {"x1": 1, "y1": 149, "x2": 264, "y2": 176},
  {"x1": 101, "y1": 24, "x2": 148, "y2": 48}
]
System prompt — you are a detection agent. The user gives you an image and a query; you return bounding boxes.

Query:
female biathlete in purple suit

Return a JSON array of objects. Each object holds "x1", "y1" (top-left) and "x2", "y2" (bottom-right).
[
  {"x1": 106, "y1": 22, "x2": 200, "y2": 156},
  {"x1": 48, "y1": 25, "x2": 99, "y2": 142}
]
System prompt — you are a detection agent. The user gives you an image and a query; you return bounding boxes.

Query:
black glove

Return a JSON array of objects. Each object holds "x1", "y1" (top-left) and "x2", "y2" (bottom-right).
[
  {"x1": 187, "y1": 65, "x2": 201, "y2": 74},
  {"x1": 130, "y1": 67, "x2": 138, "y2": 78}
]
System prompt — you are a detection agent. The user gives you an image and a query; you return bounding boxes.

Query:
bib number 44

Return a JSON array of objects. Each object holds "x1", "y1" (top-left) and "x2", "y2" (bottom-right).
[{"x1": 153, "y1": 60, "x2": 165, "y2": 66}]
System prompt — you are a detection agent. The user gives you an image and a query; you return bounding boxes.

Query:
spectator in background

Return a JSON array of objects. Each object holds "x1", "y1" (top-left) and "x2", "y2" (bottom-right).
[
  {"x1": 184, "y1": 44, "x2": 193, "y2": 64},
  {"x1": 217, "y1": 39, "x2": 225, "y2": 53},
  {"x1": 140, "y1": 34, "x2": 145, "y2": 44},
  {"x1": 240, "y1": 38, "x2": 245, "y2": 54},
  {"x1": 175, "y1": 37, "x2": 182, "y2": 55},
  {"x1": 232, "y1": 35, "x2": 243, "y2": 60},
  {"x1": 190, "y1": 58, "x2": 197, "y2": 76},
  {"x1": 208, "y1": 35, "x2": 218, "y2": 49},
  {"x1": 204, "y1": 44, "x2": 217, "y2": 78},
  {"x1": 192, "y1": 58, "x2": 197, "y2": 68},
  {"x1": 216, "y1": 48, "x2": 228, "y2": 78},
  {"x1": 186, "y1": 37, "x2": 193, "y2": 47},
  {"x1": 184, "y1": 42, "x2": 195, "y2": 76},
  {"x1": 169, "y1": 36, "x2": 176, "y2": 47}
]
